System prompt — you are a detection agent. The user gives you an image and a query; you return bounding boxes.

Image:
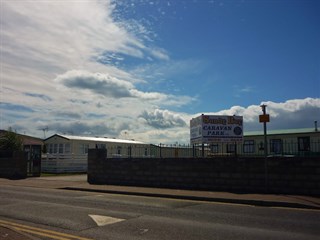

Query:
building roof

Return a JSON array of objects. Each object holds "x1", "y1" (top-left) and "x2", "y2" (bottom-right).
[
  {"x1": 0, "y1": 130, "x2": 43, "y2": 145},
  {"x1": 244, "y1": 128, "x2": 318, "y2": 137},
  {"x1": 22, "y1": 136, "x2": 44, "y2": 145},
  {"x1": 45, "y1": 134, "x2": 146, "y2": 145}
]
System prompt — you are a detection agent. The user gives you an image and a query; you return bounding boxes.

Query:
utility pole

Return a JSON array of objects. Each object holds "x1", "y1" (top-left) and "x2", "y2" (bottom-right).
[
  {"x1": 260, "y1": 105, "x2": 269, "y2": 157},
  {"x1": 259, "y1": 104, "x2": 270, "y2": 192}
]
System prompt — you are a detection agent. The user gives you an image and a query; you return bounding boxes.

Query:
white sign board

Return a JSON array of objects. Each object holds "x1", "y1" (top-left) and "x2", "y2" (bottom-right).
[{"x1": 190, "y1": 115, "x2": 243, "y2": 144}]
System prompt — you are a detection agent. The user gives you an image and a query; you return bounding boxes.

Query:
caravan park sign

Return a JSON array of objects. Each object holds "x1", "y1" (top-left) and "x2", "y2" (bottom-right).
[{"x1": 190, "y1": 115, "x2": 243, "y2": 144}]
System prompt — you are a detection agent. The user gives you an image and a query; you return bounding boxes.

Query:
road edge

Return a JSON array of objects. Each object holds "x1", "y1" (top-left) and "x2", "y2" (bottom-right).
[{"x1": 61, "y1": 187, "x2": 320, "y2": 210}]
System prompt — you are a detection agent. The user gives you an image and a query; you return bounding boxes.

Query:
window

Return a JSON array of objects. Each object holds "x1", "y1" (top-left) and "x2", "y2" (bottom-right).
[
  {"x1": 243, "y1": 140, "x2": 255, "y2": 153},
  {"x1": 210, "y1": 144, "x2": 219, "y2": 153},
  {"x1": 270, "y1": 139, "x2": 282, "y2": 154},
  {"x1": 79, "y1": 144, "x2": 89, "y2": 154},
  {"x1": 117, "y1": 146, "x2": 122, "y2": 155},
  {"x1": 65, "y1": 143, "x2": 71, "y2": 154},
  {"x1": 127, "y1": 146, "x2": 132, "y2": 157},
  {"x1": 298, "y1": 137, "x2": 310, "y2": 152},
  {"x1": 96, "y1": 144, "x2": 106, "y2": 149},
  {"x1": 227, "y1": 144, "x2": 236, "y2": 153},
  {"x1": 53, "y1": 144, "x2": 58, "y2": 153},
  {"x1": 144, "y1": 148, "x2": 148, "y2": 156},
  {"x1": 58, "y1": 144, "x2": 64, "y2": 154},
  {"x1": 48, "y1": 144, "x2": 53, "y2": 153},
  {"x1": 259, "y1": 141, "x2": 264, "y2": 150},
  {"x1": 49, "y1": 143, "x2": 70, "y2": 154}
]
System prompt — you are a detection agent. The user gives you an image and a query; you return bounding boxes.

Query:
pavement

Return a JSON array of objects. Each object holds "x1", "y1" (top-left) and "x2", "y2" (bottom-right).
[{"x1": 1, "y1": 174, "x2": 320, "y2": 239}]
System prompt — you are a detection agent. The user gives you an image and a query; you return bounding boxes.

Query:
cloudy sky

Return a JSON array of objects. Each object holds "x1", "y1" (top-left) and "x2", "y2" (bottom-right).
[{"x1": 1, "y1": 0, "x2": 319, "y2": 144}]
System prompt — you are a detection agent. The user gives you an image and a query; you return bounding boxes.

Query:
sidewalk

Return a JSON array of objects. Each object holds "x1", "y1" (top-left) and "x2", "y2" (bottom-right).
[{"x1": 1, "y1": 174, "x2": 320, "y2": 210}]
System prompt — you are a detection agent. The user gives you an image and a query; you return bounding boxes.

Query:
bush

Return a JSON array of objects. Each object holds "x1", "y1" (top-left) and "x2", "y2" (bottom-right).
[{"x1": 0, "y1": 128, "x2": 23, "y2": 151}]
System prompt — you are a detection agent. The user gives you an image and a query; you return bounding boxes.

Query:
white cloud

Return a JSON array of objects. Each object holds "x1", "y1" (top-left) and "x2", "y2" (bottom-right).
[
  {"x1": 150, "y1": 48, "x2": 170, "y2": 61},
  {"x1": 199, "y1": 98, "x2": 320, "y2": 132},
  {"x1": 139, "y1": 109, "x2": 187, "y2": 129},
  {"x1": 1, "y1": 1, "x2": 319, "y2": 144},
  {"x1": 1, "y1": 0, "x2": 168, "y2": 94},
  {"x1": 54, "y1": 70, "x2": 194, "y2": 105},
  {"x1": 55, "y1": 70, "x2": 135, "y2": 98},
  {"x1": 0, "y1": 0, "x2": 180, "y2": 136},
  {"x1": 262, "y1": 98, "x2": 320, "y2": 114},
  {"x1": 55, "y1": 70, "x2": 194, "y2": 106},
  {"x1": 258, "y1": 98, "x2": 320, "y2": 129},
  {"x1": 132, "y1": 98, "x2": 320, "y2": 143}
]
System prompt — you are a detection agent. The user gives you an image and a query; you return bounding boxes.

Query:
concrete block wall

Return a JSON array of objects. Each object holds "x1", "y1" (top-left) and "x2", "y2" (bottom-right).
[
  {"x1": 0, "y1": 151, "x2": 27, "y2": 179},
  {"x1": 88, "y1": 149, "x2": 320, "y2": 195}
]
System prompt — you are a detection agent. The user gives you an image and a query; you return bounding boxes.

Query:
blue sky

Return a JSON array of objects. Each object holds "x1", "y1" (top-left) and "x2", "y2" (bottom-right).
[
  {"x1": 116, "y1": 0, "x2": 320, "y2": 112},
  {"x1": 1, "y1": 0, "x2": 319, "y2": 143}
]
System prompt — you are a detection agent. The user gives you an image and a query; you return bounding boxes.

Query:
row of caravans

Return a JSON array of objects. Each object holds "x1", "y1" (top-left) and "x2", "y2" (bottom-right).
[
  {"x1": 42, "y1": 134, "x2": 150, "y2": 173},
  {"x1": 42, "y1": 129, "x2": 320, "y2": 173},
  {"x1": 158, "y1": 128, "x2": 320, "y2": 157},
  {"x1": 206, "y1": 128, "x2": 320, "y2": 157}
]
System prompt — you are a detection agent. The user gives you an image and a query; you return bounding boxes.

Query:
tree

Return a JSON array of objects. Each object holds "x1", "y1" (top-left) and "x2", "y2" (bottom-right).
[{"x1": 0, "y1": 128, "x2": 23, "y2": 151}]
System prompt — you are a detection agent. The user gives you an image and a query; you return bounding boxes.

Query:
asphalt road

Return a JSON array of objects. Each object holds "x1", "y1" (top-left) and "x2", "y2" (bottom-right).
[{"x1": 0, "y1": 185, "x2": 319, "y2": 240}]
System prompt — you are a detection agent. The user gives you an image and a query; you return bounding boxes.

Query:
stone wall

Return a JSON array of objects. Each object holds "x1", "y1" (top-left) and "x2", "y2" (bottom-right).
[
  {"x1": 0, "y1": 151, "x2": 27, "y2": 179},
  {"x1": 88, "y1": 149, "x2": 320, "y2": 195}
]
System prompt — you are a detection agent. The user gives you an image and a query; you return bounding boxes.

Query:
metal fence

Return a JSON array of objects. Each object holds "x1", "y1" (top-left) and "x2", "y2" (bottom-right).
[
  {"x1": 104, "y1": 140, "x2": 320, "y2": 158},
  {"x1": 40, "y1": 141, "x2": 320, "y2": 173}
]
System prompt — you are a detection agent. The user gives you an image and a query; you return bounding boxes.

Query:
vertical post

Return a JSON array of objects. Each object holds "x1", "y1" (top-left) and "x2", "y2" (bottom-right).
[
  {"x1": 192, "y1": 144, "x2": 195, "y2": 158},
  {"x1": 261, "y1": 105, "x2": 268, "y2": 157},
  {"x1": 260, "y1": 104, "x2": 268, "y2": 192},
  {"x1": 202, "y1": 143, "x2": 205, "y2": 157},
  {"x1": 159, "y1": 143, "x2": 162, "y2": 158}
]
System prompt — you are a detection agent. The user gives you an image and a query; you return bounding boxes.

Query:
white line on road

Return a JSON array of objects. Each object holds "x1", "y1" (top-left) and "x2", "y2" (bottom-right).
[{"x1": 88, "y1": 214, "x2": 125, "y2": 226}]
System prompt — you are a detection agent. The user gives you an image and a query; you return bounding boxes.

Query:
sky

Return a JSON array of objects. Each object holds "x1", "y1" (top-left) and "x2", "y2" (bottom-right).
[{"x1": 1, "y1": 0, "x2": 319, "y2": 144}]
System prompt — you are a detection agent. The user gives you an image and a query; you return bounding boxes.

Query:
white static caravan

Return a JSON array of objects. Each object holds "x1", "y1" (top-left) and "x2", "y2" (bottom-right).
[
  {"x1": 42, "y1": 134, "x2": 148, "y2": 173},
  {"x1": 207, "y1": 128, "x2": 320, "y2": 157},
  {"x1": 242, "y1": 128, "x2": 320, "y2": 156}
]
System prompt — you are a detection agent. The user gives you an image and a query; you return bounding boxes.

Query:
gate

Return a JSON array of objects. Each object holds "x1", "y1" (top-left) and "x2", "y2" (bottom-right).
[{"x1": 24, "y1": 145, "x2": 41, "y2": 177}]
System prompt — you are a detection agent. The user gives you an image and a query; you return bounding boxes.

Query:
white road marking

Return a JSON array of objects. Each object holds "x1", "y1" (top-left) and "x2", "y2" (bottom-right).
[{"x1": 88, "y1": 214, "x2": 125, "y2": 227}]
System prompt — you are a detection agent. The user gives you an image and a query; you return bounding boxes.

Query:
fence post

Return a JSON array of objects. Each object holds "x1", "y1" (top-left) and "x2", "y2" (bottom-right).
[
  {"x1": 234, "y1": 142, "x2": 238, "y2": 157},
  {"x1": 192, "y1": 144, "x2": 195, "y2": 158},
  {"x1": 201, "y1": 143, "x2": 204, "y2": 157},
  {"x1": 128, "y1": 146, "x2": 132, "y2": 158}
]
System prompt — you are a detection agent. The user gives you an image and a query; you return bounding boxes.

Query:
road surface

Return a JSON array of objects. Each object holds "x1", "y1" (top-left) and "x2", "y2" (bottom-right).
[{"x1": 0, "y1": 184, "x2": 319, "y2": 240}]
